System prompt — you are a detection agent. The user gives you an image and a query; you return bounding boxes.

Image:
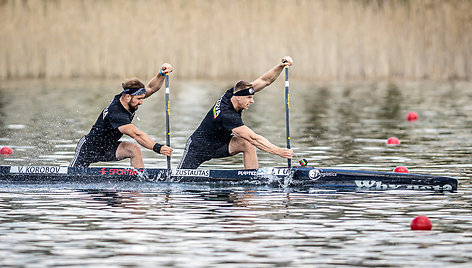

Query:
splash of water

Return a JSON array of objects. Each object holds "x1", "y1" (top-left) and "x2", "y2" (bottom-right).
[
  {"x1": 136, "y1": 168, "x2": 149, "y2": 181},
  {"x1": 280, "y1": 169, "x2": 295, "y2": 188},
  {"x1": 256, "y1": 167, "x2": 294, "y2": 188}
]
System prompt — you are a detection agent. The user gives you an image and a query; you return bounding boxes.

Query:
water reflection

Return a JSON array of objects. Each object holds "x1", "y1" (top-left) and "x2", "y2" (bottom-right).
[
  {"x1": 191, "y1": 190, "x2": 257, "y2": 208},
  {"x1": 299, "y1": 86, "x2": 331, "y2": 144},
  {"x1": 77, "y1": 188, "x2": 263, "y2": 213},
  {"x1": 1, "y1": 186, "x2": 471, "y2": 267},
  {"x1": 378, "y1": 82, "x2": 403, "y2": 122},
  {"x1": 335, "y1": 86, "x2": 361, "y2": 160},
  {"x1": 82, "y1": 190, "x2": 148, "y2": 209},
  {"x1": 0, "y1": 87, "x2": 7, "y2": 138}
]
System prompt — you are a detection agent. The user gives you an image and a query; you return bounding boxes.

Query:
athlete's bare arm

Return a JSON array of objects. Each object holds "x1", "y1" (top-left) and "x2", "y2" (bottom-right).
[
  {"x1": 144, "y1": 63, "x2": 173, "y2": 99},
  {"x1": 231, "y1": 125, "x2": 293, "y2": 159},
  {"x1": 251, "y1": 56, "x2": 293, "y2": 92},
  {"x1": 118, "y1": 124, "x2": 172, "y2": 156}
]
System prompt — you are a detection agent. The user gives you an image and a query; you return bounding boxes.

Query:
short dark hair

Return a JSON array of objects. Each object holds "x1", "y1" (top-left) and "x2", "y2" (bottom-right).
[
  {"x1": 234, "y1": 80, "x2": 252, "y2": 94},
  {"x1": 122, "y1": 78, "x2": 145, "y2": 90}
]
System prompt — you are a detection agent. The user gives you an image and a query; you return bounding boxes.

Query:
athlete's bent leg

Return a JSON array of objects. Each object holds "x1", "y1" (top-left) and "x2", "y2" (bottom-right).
[
  {"x1": 177, "y1": 154, "x2": 203, "y2": 169},
  {"x1": 177, "y1": 137, "x2": 206, "y2": 169},
  {"x1": 229, "y1": 136, "x2": 258, "y2": 169},
  {"x1": 116, "y1": 142, "x2": 144, "y2": 168},
  {"x1": 69, "y1": 136, "x2": 92, "y2": 167}
]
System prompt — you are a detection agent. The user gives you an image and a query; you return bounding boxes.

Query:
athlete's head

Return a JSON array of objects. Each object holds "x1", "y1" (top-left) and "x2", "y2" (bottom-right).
[
  {"x1": 232, "y1": 80, "x2": 255, "y2": 111},
  {"x1": 121, "y1": 78, "x2": 146, "y2": 112},
  {"x1": 233, "y1": 81, "x2": 253, "y2": 94}
]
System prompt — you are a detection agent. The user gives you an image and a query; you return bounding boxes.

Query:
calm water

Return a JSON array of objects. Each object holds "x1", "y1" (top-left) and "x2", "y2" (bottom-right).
[{"x1": 0, "y1": 79, "x2": 471, "y2": 267}]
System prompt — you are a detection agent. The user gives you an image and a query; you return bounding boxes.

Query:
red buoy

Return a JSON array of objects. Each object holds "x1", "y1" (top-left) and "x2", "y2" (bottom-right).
[
  {"x1": 411, "y1": 215, "x2": 432, "y2": 230},
  {"x1": 0, "y1": 146, "x2": 13, "y2": 156},
  {"x1": 393, "y1": 166, "x2": 409, "y2": 173},
  {"x1": 407, "y1": 112, "x2": 418, "y2": 121},
  {"x1": 387, "y1": 137, "x2": 400, "y2": 145}
]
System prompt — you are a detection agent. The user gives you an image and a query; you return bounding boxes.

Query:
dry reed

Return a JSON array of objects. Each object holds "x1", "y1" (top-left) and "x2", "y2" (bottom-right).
[{"x1": 1, "y1": 0, "x2": 471, "y2": 80}]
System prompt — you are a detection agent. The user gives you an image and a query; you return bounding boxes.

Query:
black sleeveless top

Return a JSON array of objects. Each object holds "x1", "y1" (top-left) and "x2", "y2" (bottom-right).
[
  {"x1": 86, "y1": 94, "x2": 135, "y2": 145},
  {"x1": 190, "y1": 88, "x2": 244, "y2": 151}
]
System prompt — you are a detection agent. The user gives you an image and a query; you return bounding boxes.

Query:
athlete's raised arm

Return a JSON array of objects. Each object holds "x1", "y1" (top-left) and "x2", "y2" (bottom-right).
[
  {"x1": 144, "y1": 63, "x2": 173, "y2": 99},
  {"x1": 251, "y1": 56, "x2": 293, "y2": 92}
]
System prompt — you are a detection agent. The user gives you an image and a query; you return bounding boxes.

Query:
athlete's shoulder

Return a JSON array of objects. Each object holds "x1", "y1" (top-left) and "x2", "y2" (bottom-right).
[
  {"x1": 107, "y1": 95, "x2": 126, "y2": 112},
  {"x1": 211, "y1": 88, "x2": 229, "y2": 118},
  {"x1": 106, "y1": 102, "x2": 122, "y2": 113},
  {"x1": 102, "y1": 95, "x2": 127, "y2": 119}
]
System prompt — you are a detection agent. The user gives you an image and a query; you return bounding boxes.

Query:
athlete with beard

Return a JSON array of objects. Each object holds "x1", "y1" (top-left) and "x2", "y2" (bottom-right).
[{"x1": 70, "y1": 63, "x2": 173, "y2": 168}]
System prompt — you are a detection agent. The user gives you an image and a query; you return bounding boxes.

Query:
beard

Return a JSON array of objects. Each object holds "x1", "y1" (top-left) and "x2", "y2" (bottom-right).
[{"x1": 128, "y1": 101, "x2": 139, "y2": 113}]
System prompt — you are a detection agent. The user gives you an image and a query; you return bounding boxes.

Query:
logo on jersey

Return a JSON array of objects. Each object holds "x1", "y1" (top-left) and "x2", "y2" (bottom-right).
[
  {"x1": 102, "y1": 99, "x2": 135, "y2": 121},
  {"x1": 103, "y1": 98, "x2": 115, "y2": 120},
  {"x1": 102, "y1": 108, "x2": 108, "y2": 119},
  {"x1": 212, "y1": 93, "x2": 225, "y2": 118}
]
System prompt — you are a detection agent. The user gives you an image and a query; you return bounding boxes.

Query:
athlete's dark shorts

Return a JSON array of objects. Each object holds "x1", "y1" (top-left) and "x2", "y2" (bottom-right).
[
  {"x1": 69, "y1": 136, "x2": 121, "y2": 167},
  {"x1": 177, "y1": 136, "x2": 232, "y2": 169}
]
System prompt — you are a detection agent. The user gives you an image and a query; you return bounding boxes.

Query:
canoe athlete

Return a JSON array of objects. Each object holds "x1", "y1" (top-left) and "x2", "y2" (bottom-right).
[
  {"x1": 70, "y1": 63, "x2": 173, "y2": 168},
  {"x1": 178, "y1": 56, "x2": 294, "y2": 169}
]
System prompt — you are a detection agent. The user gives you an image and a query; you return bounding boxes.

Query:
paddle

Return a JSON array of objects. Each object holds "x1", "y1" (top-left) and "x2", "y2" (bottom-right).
[
  {"x1": 284, "y1": 65, "x2": 291, "y2": 168},
  {"x1": 165, "y1": 73, "x2": 171, "y2": 175}
]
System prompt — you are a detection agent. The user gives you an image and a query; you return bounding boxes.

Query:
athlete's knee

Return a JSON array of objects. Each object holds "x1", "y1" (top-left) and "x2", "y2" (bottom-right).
[
  {"x1": 247, "y1": 141, "x2": 256, "y2": 151},
  {"x1": 118, "y1": 142, "x2": 142, "y2": 158},
  {"x1": 230, "y1": 137, "x2": 253, "y2": 154},
  {"x1": 240, "y1": 139, "x2": 255, "y2": 153},
  {"x1": 129, "y1": 143, "x2": 142, "y2": 156}
]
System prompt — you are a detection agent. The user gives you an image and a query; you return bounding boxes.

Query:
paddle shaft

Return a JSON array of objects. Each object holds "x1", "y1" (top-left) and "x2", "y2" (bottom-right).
[
  {"x1": 284, "y1": 67, "x2": 291, "y2": 168},
  {"x1": 165, "y1": 75, "x2": 171, "y2": 172}
]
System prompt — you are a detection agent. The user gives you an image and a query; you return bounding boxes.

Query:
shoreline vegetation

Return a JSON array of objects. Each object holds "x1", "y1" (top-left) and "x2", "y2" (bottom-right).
[{"x1": 1, "y1": 0, "x2": 471, "y2": 80}]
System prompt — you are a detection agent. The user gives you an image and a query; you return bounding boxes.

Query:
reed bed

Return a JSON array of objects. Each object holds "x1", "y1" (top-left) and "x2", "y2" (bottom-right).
[{"x1": 1, "y1": 0, "x2": 471, "y2": 80}]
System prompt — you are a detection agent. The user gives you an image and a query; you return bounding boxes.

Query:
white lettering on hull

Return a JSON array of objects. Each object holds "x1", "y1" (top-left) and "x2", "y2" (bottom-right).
[
  {"x1": 257, "y1": 168, "x2": 291, "y2": 176},
  {"x1": 355, "y1": 180, "x2": 453, "y2": 191},
  {"x1": 172, "y1": 169, "x2": 210, "y2": 177},
  {"x1": 10, "y1": 166, "x2": 68, "y2": 174},
  {"x1": 308, "y1": 169, "x2": 337, "y2": 180},
  {"x1": 237, "y1": 170, "x2": 258, "y2": 176}
]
